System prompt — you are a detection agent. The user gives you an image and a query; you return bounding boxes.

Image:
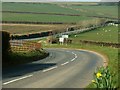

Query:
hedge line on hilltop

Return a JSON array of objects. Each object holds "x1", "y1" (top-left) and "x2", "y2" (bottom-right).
[
  {"x1": 11, "y1": 31, "x2": 53, "y2": 40},
  {"x1": 2, "y1": 21, "x2": 76, "y2": 25}
]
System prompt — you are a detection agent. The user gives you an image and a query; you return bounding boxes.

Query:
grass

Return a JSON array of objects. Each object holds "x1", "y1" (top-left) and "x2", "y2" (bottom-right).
[
  {"x1": 70, "y1": 25, "x2": 118, "y2": 43},
  {"x1": 2, "y1": 2, "x2": 81, "y2": 14},
  {"x1": 2, "y1": 2, "x2": 118, "y2": 23},
  {"x1": 2, "y1": 12, "x2": 92, "y2": 23},
  {"x1": 3, "y1": 2, "x2": 118, "y2": 18},
  {"x1": 60, "y1": 4, "x2": 118, "y2": 18}
]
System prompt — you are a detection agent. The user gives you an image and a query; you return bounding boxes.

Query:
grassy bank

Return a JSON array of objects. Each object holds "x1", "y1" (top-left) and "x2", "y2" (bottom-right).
[{"x1": 3, "y1": 49, "x2": 49, "y2": 68}]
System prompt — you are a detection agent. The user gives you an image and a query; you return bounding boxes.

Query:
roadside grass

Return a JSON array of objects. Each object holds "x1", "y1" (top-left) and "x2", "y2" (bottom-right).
[{"x1": 70, "y1": 25, "x2": 118, "y2": 43}]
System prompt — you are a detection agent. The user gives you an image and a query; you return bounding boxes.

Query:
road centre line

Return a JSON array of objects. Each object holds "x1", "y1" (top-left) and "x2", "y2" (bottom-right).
[
  {"x1": 71, "y1": 58, "x2": 75, "y2": 61},
  {"x1": 61, "y1": 62, "x2": 69, "y2": 66},
  {"x1": 3, "y1": 74, "x2": 33, "y2": 85},
  {"x1": 72, "y1": 52, "x2": 75, "y2": 54},
  {"x1": 43, "y1": 66, "x2": 58, "y2": 72}
]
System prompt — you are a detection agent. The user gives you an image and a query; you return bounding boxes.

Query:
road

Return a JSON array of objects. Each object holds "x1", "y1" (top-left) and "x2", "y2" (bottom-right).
[{"x1": 2, "y1": 48, "x2": 104, "y2": 88}]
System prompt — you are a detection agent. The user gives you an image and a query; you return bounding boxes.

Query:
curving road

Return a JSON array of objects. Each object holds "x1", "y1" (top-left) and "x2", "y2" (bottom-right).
[{"x1": 2, "y1": 48, "x2": 104, "y2": 88}]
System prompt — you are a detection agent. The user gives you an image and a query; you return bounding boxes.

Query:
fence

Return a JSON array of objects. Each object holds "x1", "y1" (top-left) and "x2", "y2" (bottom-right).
[{"x1": 10, "y1": 40, "x2": 42, "y2": 52}]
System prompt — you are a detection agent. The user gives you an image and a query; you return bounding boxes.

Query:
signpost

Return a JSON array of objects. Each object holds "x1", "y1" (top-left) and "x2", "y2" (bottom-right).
[
  {"x1": 59, "y1": 37, "x2": 64, "y2": 45},
  {"x1": 59, "y1": 35, "x2": 69, "y2": 45}
]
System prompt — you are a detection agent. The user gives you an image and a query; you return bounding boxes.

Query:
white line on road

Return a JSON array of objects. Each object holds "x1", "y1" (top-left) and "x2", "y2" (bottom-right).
[
  {"x1": 43, "y1": 66, "x2": 58, "y2": 72},
  {"x1": 72, "y1": 52, "x2": 75, "y2": 54},
  {"x1": 71, "y1": 58, "x2": 75, "y2": 61},
  {"x1": 61, "y1": 62, "x2": 69, "y2": 66},
  {"x1": 3, "y1": 74, "x2": 33, "y2": 85},
  {"x1": 70, "y1": 52, "x2": 78, "y2": 62},
  {"x1": 75, "y1": 54, "x2": 77, "y2": 58}
]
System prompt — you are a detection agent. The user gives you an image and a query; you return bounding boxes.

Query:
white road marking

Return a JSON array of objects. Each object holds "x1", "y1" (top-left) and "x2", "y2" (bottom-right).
[
  {"x1": 3, "y1": 75, "x2": 33, "y2": 85},
  {"x1": 43, "y1": 66, "x2": 58, "y2": 72},
  {"x1": 75, "y1": 54, "x2": 77, "y2": 58},
  {"x1": 71, "y1": 58, "x2": 75, "y2": 61},
  {"x1": 70, "y1": 52, "x2": 78, "y2": 62},
  {"x1": 61, "y1": 61, "x2": 69, "y2": 66}
]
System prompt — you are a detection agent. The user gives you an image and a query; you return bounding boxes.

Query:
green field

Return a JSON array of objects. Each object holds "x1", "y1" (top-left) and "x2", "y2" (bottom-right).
[
  {"x1": 70, "y1": 25, "x2": 118, "y2": 43},
  {"x1": 2, "y1": 2, "x2": 118, "y2": 23},
  {"x1": 3, "y1": 2, "x2": 118, "y2": 18},
  {"x1": 3, "y1": 12, "x2": 92, "y2": 23},
  {"x1": 65, "y1": 5, "x2": 118, "y2": 18},
  {"x1": 2, "y1": 3, "x2": 81, "y2": 14}
]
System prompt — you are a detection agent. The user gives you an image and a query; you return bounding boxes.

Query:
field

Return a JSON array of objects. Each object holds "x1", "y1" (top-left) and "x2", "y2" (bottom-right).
[
  {"x1": 70, "y1": 25, "x2": 118, "y2": 43},
  {"x1": 2, "y1": 12, "x2": 92, "y2": 23},
  {"x1": 2, "y1": 2, "x2": 118, "y2": 35},
  {"x1": 63, "y1": 5, "x2": 118, "y2": 18},
  {"x1": 2, "y1": 2, "x2": 118, "y2": 23},
  {"x1": 2, "y1": 3, "x2": 81, "y2": 14},
  {"x1": 2, "y1": 24, "x2": 74, "y2": 34},
  {"x1": 3, "y1": 2, "x2": 118, "y2": 18}
]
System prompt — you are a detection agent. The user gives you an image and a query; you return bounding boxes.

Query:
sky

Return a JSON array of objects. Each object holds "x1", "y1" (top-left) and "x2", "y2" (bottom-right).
[{"x1": 1, "y1": 0, "x2": 119, "y2": 2}]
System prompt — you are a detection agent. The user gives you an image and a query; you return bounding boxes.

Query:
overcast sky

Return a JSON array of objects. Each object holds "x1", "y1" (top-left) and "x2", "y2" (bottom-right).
[{"x1": 1, "y1": 0, "x2": 119, "y2": 2}]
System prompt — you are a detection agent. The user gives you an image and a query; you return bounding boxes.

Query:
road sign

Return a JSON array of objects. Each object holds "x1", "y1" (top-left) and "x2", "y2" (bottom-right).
[{"x1": 59, "y1": 38, "x2": 64, "y2": 43}]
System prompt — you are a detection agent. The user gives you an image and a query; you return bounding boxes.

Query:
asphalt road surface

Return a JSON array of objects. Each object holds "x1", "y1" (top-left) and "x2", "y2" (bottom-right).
[{"x1": 2, "y1": 48, "x2": 104, "y2": 88}]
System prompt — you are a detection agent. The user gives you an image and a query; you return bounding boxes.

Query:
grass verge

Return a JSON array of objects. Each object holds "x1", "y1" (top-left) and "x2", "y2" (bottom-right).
[{"x1": 3, "y1": 49, "x2": 49, "y2": 68}]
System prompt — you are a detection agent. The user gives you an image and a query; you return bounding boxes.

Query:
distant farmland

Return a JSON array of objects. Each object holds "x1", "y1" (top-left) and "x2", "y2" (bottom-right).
[
  {"x1": 2, "y1": 2, "x2": 118, "y2": 35},
  {"x1": 2, "y1": 2, "x2": 118, "y2": 23},
  {"x1": 2, "y1": 24, "x2": 74, "y2": 34},
  {"x1": 63, "y1": 5, "x2": 118, "y2": 18},
  {"x1": 2, "y1": 3, "x2": 81, "y2": 14},
  {"x1": 3, "y1": 12, "x2": 93, "y2": 23},
  {"x1": 70, "y1": 25, "x2": 118, "y2": 43}
]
